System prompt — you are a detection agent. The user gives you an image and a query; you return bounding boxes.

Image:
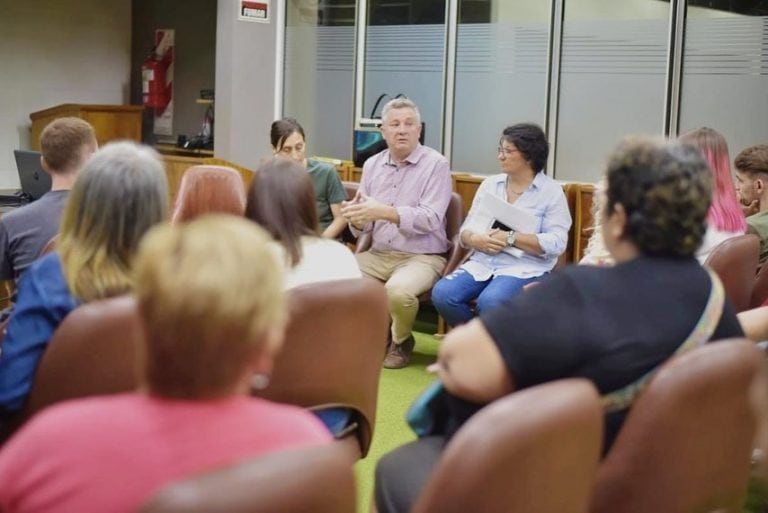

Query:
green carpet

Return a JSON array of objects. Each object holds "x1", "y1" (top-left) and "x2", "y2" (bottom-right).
[{"x1": 353, "y1": 330, "x2": 440, "y2": 513}]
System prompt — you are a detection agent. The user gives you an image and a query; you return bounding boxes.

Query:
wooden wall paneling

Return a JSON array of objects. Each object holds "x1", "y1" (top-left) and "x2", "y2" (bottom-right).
[
  {"x1": 161, "y1": 155, "x2": 206, "y2": 205},
  {"x1": 452, "y1": 174, "x2": 483, "y2": 218},
  {"x1": 562, "y1": 183, "x2": 580, "y2": 265},
  {"x1": 574, "y1": 184, "x2": 595, "y2": 263}
]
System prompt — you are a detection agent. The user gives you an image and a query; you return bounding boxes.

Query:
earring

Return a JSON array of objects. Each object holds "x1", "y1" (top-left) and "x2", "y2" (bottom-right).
[{"x1": 251, "y1": 373, "x2": 270, "y2": 390}]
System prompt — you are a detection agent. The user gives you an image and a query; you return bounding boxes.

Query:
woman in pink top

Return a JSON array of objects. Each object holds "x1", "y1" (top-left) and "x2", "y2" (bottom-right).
[{"x1": 0, "y1": 216, "x2": 331, "y2": 513}]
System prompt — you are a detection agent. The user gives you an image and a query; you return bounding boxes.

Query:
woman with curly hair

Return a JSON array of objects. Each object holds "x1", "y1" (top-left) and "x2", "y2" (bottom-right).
[
  {"x1": 373, "y1": 137, "x2": 745, "y2": 513},
  {"x1": 679, "y1": 127, "x2": 746, "y2": 262}
]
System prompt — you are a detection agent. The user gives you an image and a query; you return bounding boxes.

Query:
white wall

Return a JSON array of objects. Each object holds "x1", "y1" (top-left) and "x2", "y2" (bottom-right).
[
  {"x1": 215, "y1": 0, "x2": 278, "y2": 170},
  {"x1": 0, "y1": 0, "x2": 132, "y2": 187}
]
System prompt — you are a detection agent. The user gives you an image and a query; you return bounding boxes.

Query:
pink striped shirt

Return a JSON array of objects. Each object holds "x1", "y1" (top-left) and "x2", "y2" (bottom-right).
[{"x1": 356, "y1": 144, "x2": 452, "y2": 254}]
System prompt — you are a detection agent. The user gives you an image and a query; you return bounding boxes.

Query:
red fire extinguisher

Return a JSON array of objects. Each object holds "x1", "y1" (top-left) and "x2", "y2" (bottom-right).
[{"x1": 142, "y1": 48, "x2": 170, "y2": 111}]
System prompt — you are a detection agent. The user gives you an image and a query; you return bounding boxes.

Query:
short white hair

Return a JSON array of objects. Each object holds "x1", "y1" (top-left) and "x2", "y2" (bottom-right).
[{"x1": 381, "y1": 98, "x2": 421, "y2": 125}]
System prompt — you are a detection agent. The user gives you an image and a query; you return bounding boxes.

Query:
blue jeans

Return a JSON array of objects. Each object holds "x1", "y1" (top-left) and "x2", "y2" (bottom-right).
[{"x1": 432, "y1": 268, "x2": 539, "y2": 327}]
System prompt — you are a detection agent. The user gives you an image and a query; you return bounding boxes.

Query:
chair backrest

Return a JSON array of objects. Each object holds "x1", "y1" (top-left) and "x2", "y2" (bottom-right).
[
  {"x1": 354, "y1": 192, "x2": 464, "y2": 256},
  {"x1": 413, "y1": 379, "x2": 604, "y2": 513},
  {"x1": 591, "y1": 339, "x2": 763, "y2": 513},
  {"x1": 252, "y1": 278, "x2": 388, "y2": 458},
  {"x1": 171, "y1": 165, "x2": 246, "y2": 224},
  {"x1": 340, "y1": 181, "x2": 359, "y2": 245},
  {"x1": 203, "y1": 157, "x2": 256, "y2": 190},
  {"x1": 140, "y1": 444, "x2": 356, "y2": 513},
  {"x1": 22, "y1": 295, "x2": 142, "y2": 419},
  {"x1": 751, "y1": 262, "x2": 768, "y2": 308},
  {"x1": 704, "y1": 234, "x2": 760, "y2": 312},
  {"x1": 342, "y1": 180, "x2": 358, "y2": 202}
]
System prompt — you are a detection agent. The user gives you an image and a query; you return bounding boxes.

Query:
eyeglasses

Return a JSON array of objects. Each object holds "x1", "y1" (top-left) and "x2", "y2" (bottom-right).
[{"x1": 497, "y1": 146, "x2": 520, "y2": 157}]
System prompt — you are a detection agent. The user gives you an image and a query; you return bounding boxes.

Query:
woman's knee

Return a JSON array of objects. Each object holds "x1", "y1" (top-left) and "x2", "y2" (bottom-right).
[
  {"x1": 430, "y1": 277, "x2": 454, "y2": 309},
  {"x1": 476, "y1": 281, "x2": 523, "y2": 313},
  {"x1": 432, "y1": 270, "x2": 473, "y2": 308}
]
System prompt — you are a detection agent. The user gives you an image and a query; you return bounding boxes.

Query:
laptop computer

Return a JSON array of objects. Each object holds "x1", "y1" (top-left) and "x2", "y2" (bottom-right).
[{"x1": 6, "y1": 150, "x2": 53, "y2": 204}]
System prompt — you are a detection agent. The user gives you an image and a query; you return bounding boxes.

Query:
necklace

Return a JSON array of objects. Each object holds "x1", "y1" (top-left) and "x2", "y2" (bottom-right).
[{"x1": 506, "y1": 176, "x2": 531, "y2": 197}]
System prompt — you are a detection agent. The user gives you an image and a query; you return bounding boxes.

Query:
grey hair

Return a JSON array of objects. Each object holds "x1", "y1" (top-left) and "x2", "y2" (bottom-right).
[
  {"x1": 381, "y1": 98, "x2": 421, "y2": 125},
  {"x1": 66, "y1": 140, "x2": 169, "y2": 253},
  {"x1": 58, "y1": 141, "x2": 169, "y2": 301}
]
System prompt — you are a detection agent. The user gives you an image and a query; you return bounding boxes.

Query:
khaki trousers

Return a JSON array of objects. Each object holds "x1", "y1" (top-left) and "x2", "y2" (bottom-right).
[{"x1": 355, "y1": 250, "x2": 446, "y2": 344}]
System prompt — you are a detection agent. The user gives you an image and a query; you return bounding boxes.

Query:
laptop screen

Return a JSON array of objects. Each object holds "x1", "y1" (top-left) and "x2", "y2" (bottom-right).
[{"x1": 13, "y1": 150, "x2": 52, "y2": 201}]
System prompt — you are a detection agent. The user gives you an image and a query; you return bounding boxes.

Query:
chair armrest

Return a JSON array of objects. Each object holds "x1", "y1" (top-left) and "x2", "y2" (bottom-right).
[{"x1": 443, "y1": 234, "x2": 469, "y2": 277}]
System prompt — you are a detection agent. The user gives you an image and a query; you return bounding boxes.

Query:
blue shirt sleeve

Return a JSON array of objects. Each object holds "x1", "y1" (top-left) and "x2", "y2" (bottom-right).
[
  {"x1": 535, "y1": 185, "x2": 572, "y2": 258},
  {"x1": 0, "y1": 254, "x2": 78, "y2": 412}
]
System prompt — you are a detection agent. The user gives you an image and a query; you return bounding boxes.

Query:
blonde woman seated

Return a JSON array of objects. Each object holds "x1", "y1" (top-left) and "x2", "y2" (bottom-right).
[
  {"x1": 246, "y1": 157, "x2": 361, "y2": 289},
  {"x1": 0, "y1": 217, "x2": 332, "y2": 512},
  {"x1": 0, "y1": 142, "x2": 168, "y2": 414},
  {"x1": 170, "y1": 165, "x2": 246, "y2": 223}
]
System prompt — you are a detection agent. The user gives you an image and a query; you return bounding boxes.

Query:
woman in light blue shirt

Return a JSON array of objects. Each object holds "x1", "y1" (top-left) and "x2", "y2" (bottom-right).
[{"x1": 431, "y1": 123, "x2": 571, "y2": 327}]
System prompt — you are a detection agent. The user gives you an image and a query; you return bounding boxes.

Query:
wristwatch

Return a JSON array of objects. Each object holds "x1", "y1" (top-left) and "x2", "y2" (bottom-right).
[{"x1": 506, "y1": 229, "x2": 517, "y2": 247}]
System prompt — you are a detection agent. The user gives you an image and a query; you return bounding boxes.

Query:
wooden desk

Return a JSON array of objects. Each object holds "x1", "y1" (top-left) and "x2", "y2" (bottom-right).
[
  {"x1": 30, "y1": 104, "x2": 144, "y2": 149},
  {"x1": 154, "y1": 144, "x2": 214, "y2": 158}
]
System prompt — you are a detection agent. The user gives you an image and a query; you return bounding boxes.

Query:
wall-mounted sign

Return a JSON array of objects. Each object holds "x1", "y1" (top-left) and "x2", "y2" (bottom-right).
[{"x1": 238, "y1": 0, "x2": 269, "y2": 23}]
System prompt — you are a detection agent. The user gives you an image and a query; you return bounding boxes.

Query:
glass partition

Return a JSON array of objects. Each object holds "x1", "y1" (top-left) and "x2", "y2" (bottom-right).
[
  {"x1": 555, "y1": 1, "x2": 670, "y2": 182},
  {"x1": 679, "y1": 2, "x2": 768, "y2": 156},
  {"x1": 451, "y1": 0, "x2": 550, "y2": 175},
  {"x1": 362, "y1": 0, "x2": 447, "y2": 151},
  {"x1": 283, "y1": 0, "x2": 357, "y2": 159}
]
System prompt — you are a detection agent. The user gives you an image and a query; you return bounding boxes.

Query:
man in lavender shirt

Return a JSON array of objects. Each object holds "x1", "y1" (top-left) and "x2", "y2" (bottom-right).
[{"x1": 342, "y1": 98, "x2": 452, "y2": 369}]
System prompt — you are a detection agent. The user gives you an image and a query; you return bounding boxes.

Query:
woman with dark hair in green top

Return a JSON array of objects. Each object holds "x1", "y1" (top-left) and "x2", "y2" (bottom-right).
[{"x1": 270, "y1": 118, "x2": 348, "y2": 239}]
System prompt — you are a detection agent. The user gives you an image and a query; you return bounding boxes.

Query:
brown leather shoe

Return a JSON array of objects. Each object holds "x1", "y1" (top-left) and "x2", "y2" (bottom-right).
[{"x1": 383, "y1": 335, "x2": 415, "y2": 369}]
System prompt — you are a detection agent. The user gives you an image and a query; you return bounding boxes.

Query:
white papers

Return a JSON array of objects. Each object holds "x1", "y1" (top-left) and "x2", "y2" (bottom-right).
[
  {"x1": 462, "y1": 192, "x2": 541, "y2": 258},
  {"x1": 484, "y1": 193, "x2": 540, "y2": 233}
]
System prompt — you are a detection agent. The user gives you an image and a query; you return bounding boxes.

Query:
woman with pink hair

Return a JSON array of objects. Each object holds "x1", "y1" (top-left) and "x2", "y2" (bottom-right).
[{"x1": 679, "y1": 127, "x2": 746, "y2": 262}]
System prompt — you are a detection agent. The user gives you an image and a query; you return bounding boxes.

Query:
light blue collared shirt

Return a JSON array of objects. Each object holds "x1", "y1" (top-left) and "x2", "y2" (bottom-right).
[{"x1": 460, "y1": 172, "x2": 572, "y2": 280}]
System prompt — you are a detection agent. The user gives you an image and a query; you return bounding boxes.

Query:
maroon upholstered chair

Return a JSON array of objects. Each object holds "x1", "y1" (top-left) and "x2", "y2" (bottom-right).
[
  {"x1": 252, "y1": 278, "x2": 389, "y2": 460},
  {"x1": 340, "y1": 181, "x2": 358, "y2": 246},
  {"x1": 751, "y1": 261, "x2": 768, "y2": 308},
  {"x1": 413, "y1": 379, "x2": 604, "y2": 513},
  {"x1": 704, "y1": 234, "x2": 760, "y2": 312},
  {"x1": 22, "y1": 295, "x2": 142, "y2": 416},
  {"x1": 0, "y1": 295, "x2": 142, "y2": 443},
  {"x1": 591, "y1": 339, "x2": 764, "y2": 513},
  {"x1": 171, "y1": 165, "x2": 246, "y2": 223},
  {"x1": 140, "y1": 444, "x2": 356, "y2": 513}
]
